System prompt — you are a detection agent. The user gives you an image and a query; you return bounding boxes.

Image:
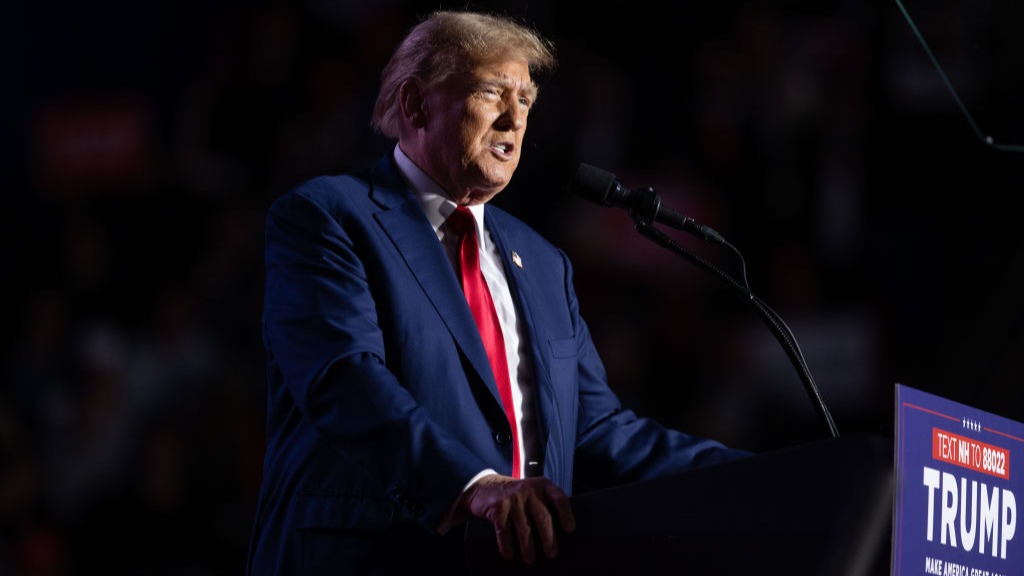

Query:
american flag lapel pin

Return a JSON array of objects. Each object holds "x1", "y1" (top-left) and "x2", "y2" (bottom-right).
[{"x1": 511, "y1": 250, "x2": 523, "y2": 268}]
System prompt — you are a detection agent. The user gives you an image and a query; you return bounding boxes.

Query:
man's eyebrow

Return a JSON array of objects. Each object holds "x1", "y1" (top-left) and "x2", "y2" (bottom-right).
[{"x1": 466, "y1": 73, "x2": 539, "y2": 102}]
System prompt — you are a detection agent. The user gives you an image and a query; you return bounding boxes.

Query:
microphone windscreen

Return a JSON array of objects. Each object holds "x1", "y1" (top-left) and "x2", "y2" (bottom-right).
[{"x1": 569, "y1": 163, "x2": 617, "y2": 206}]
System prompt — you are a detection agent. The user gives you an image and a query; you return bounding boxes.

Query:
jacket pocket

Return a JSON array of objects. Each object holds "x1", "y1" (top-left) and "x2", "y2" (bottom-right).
[{"x1": 549, "y1": 337, "x2": 576, "y2": 358}]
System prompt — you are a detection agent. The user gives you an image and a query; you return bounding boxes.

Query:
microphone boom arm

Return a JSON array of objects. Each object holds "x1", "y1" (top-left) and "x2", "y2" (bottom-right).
[{"x1": 631, "y1": 217, "x2": 841, "y2": 439}]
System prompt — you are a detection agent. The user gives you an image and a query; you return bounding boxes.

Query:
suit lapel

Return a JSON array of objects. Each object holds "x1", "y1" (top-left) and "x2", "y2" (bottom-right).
[{"x1": 368, "y1": 156, "x2": 501, "y2": 402}]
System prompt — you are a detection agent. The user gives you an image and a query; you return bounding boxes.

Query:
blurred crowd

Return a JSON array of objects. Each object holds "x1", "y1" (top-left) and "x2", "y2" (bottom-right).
[{"x1": 3, "y1": 0, "x2": 1023, "y2": 573}]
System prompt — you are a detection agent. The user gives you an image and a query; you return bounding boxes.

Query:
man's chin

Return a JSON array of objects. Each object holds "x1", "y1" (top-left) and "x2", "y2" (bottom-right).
[
  {"x1": 468, "y1": 188, "x2": 506, "y2": 205},
  {"x1": 471, "y1": 177, "x2": 512, "y2": 201}
]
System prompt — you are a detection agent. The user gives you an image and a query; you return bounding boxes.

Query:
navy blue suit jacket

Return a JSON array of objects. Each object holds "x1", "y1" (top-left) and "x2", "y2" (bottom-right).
[{"x1": 245, "y1": 153, "x2": 747, "y2": 574}]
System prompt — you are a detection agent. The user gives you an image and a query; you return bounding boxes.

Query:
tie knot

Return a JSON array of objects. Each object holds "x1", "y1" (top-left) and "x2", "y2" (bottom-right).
[{"x1": 447, "y1": 206, "x2": 477, "y2": 239}]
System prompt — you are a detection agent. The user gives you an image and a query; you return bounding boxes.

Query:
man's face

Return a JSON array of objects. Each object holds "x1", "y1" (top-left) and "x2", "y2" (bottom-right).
[{"x1": 420, "y1": 59, "x2": 537, "y2": 205}]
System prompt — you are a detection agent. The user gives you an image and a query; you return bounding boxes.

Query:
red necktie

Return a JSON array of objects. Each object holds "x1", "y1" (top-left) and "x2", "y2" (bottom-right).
[{"x1": 448, "y1": 206, "x2": 520, "y2": 478}]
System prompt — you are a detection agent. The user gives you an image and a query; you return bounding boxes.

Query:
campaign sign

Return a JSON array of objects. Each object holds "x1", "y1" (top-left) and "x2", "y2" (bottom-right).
[{"x1": 893, "y1": 384, "x2": 1022, "y2": 576}]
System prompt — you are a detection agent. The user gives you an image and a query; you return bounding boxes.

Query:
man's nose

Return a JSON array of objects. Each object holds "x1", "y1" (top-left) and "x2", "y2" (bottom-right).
[{"x1": 499, "y1": 99, "x2": 526, "y2": 130}]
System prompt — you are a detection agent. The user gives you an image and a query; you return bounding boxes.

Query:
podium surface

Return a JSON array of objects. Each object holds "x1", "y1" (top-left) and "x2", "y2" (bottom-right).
[{"x1": 465, "y1": 433, "x2": 894, "y2": 575}]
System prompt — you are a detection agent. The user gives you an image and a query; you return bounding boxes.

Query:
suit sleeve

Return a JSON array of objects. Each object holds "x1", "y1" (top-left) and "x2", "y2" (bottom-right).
[{"x1": 559, "y1": 249, "x2": 751, "y2": 493}]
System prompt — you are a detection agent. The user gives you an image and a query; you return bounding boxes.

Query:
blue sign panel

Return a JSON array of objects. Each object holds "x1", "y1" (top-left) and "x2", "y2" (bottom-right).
[{"x1": 894, "y1": 384, "x2": 1022, "y2": 576}]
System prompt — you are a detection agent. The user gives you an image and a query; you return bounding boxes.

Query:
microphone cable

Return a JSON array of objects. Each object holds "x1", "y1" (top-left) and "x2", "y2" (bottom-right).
[{"x1": 893, "y1": 0, "x2": 1024, "y2": 153}]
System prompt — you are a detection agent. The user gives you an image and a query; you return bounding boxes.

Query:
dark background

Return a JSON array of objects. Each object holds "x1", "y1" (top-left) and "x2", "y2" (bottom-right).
[{"x1": 3, "y1": 0, "x2": 1022, "y2": 573}]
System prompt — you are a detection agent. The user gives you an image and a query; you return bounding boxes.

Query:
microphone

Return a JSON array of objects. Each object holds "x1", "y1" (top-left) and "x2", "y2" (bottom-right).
[{"x1": 569, "y1": 163, "x2": 724, "y2": 243}]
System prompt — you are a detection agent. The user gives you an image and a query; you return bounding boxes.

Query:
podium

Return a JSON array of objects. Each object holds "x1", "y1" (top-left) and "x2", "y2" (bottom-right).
[{"x1": 464, "y1": 433, "x2": 894, "y2": 575}]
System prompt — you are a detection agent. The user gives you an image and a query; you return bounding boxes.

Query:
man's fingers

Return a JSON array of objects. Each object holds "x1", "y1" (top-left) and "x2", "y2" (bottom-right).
[
  {"x1": 546, "y1": 484, "x2": 576, "y2": 534},
  {"x1": 468, "y1": 475, "x2": 574, "y2": 563},
  {"x1": 503, "y1": 489, "x2": 538, "y2": 564},
  {"x1": 526, "y1": 491, "x2": 559, "y2": 559},
  {"x1": 494, "y1": 525, "x2": 516, "y2": 560},
  {"x1": 513, "y1": 513, "x2": 536, "y2": 564}
]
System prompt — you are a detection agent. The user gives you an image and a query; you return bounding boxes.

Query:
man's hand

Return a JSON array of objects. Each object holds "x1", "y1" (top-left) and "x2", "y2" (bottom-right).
[{"x1": 461, "y1": 474, "x2": 576, "y2": 564}]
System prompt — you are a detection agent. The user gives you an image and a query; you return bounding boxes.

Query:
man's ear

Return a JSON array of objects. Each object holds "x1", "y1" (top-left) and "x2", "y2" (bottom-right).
[{"x1": 399, "y1": 80, "x2": 427, "y2": 128}]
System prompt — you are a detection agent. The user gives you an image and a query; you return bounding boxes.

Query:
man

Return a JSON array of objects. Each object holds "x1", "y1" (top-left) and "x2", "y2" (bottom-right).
[{"x1": 246, "y1": 10, "x2": 749, "y2": 575}]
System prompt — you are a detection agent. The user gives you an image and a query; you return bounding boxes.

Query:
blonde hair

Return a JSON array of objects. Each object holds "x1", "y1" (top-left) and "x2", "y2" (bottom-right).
[{"x1": 371, "y1": 11, "x2": 557, "y2": 138}]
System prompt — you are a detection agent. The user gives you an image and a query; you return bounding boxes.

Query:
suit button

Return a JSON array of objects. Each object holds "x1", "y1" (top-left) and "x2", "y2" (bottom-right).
[{"x1": 493, "y1": 431, "x2": 511, "y2": 445}]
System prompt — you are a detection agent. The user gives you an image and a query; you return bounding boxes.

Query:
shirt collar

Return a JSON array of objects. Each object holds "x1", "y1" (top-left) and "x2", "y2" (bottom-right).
[{"x1": 393, "y1": 144, "x2": 485, "y2": 237}]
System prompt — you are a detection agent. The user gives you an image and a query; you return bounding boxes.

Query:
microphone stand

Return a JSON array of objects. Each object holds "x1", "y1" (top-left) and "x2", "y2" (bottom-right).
[{"x1": 630, "y1": 216, "x2": 841, "y2": 439}]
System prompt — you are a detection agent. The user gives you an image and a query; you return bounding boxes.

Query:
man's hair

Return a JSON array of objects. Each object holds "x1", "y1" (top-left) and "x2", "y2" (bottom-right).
[{"x1": 371, "y1": 11, "x2": 557, "y2": 138}]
